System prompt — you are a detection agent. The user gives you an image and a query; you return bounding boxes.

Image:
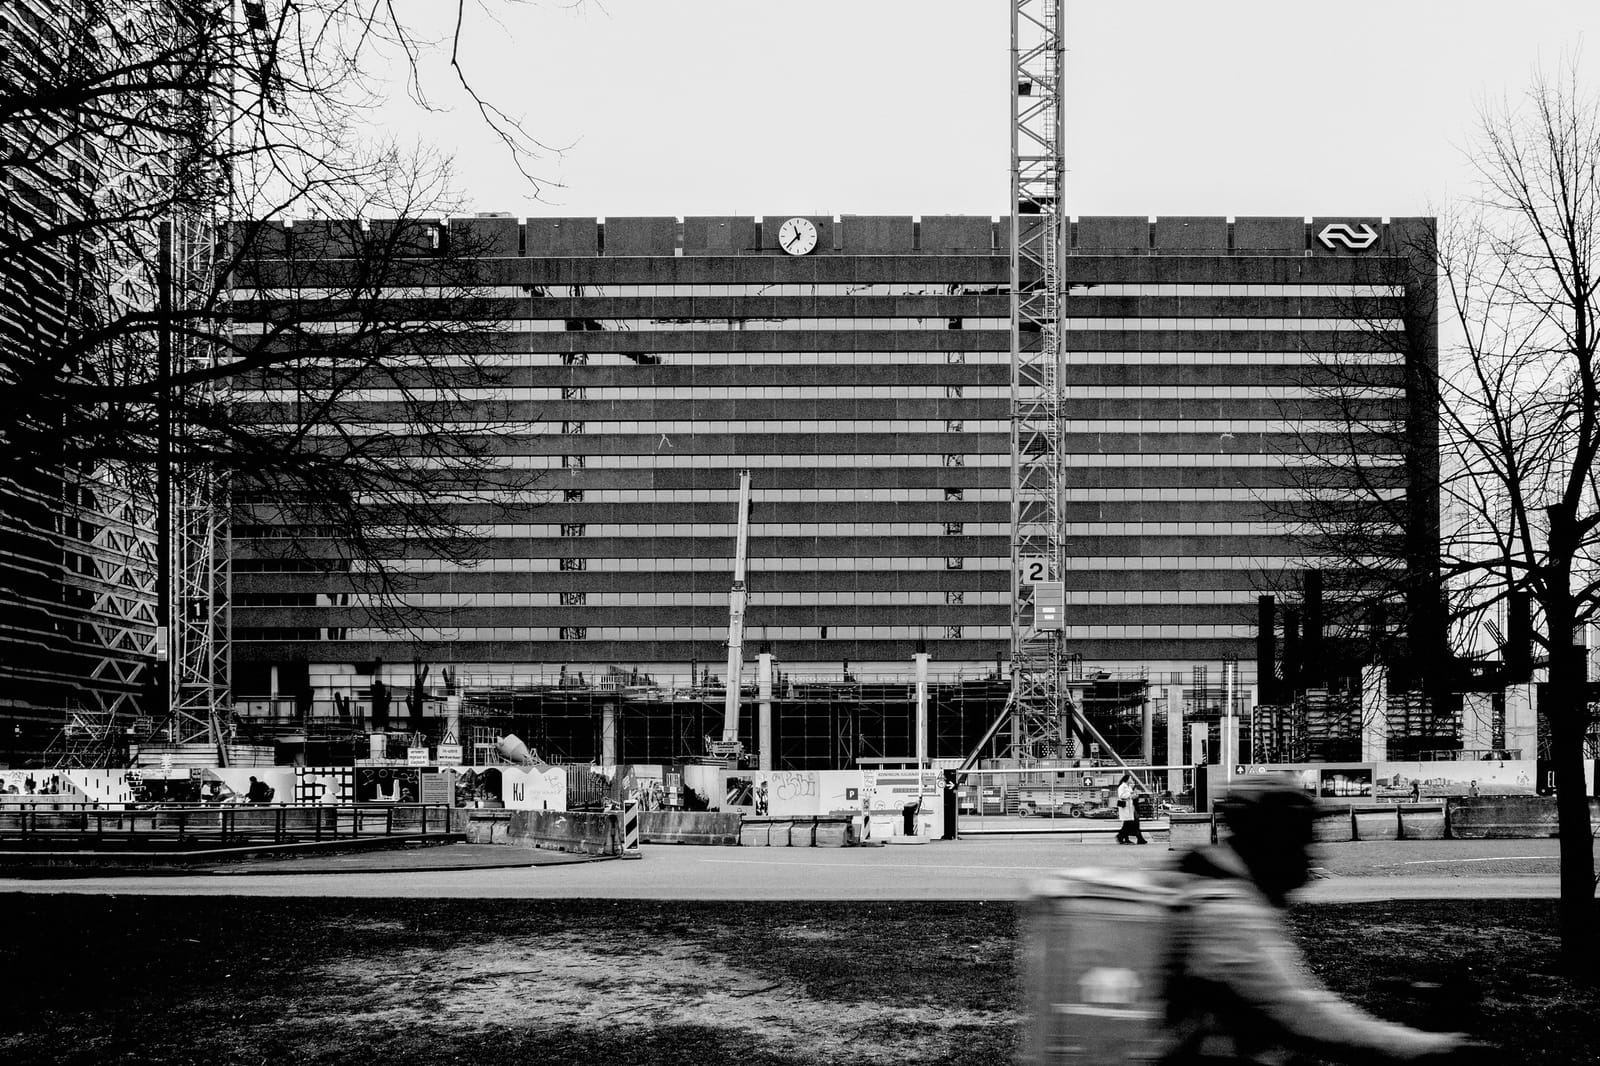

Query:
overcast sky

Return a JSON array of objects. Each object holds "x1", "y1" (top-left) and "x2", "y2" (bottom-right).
[{"x1": 385, "y1": 0, "x2": 1600, "y2": 220}]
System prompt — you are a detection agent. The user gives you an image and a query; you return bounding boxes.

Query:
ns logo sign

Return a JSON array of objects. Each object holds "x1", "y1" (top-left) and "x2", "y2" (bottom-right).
[{"x1": 1318, "y1": 223, "x2": 1379, "y2": 250}]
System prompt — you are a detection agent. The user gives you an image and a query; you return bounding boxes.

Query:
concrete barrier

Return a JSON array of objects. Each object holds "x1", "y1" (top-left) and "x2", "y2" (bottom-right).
[
  {"x1": 1311, "y1": 806, "x2": 1354, "y2": 843},
  {"x1": 1352, "y1": 804, "x2": 1400, "y2": 842},
  {"x1": 813, "y1": 817, "x2": 850, "y2": 847},
  {"x1": 739, "y1": 819, "x2": 770, "y2": 847},
  {"x1": 1447, "y1": 796, "x2": 1561, "y2": 839},
  {"x1": 462, "y1": 809, "x2": 618, "y2": 855},
  {"x1": 769, "y1": 819, "x2": 794, "y2": 847},
  {"x1": 1397, "y1": 803, "x2": 1447, "y2": 840},
  {"x1": 1168, "y1": 812, "x2": 1213, "y2": 849},
  {"x1": 640, "y1": 811, "x2": 740, "y2": 846}
]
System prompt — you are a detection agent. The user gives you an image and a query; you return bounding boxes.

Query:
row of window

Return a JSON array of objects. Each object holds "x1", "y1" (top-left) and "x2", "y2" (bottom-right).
[
  {"x1": 240, "y1": 522, "x2": 1010, "y2": 539},
  {"x1": 235, "y1": 625, "x2": 1011, "y2": 642},
  {"x1": 236, "y1": 487, "x2": 1009, "y2": 505},
  {"x1": 1061, "y1": 590, "x2": 1274, "y2": 605},
  {"x1": 237, "y1": 315, "x2": 1396, "y2": 336},
  {"x1": 277, "y1": 418, "x2": 1386, "y2": 437},
  {"x1": 413, "y1": 453, "x2": 1013, "y2": 469},
  {"x1": 364, "y1": 350, "x2": 1011, "y2": 367},
  {"x1": 236, "y1": 590, "x2": 1013, "y2": 608},
  {"x1": 1057, "y1": 554, "x2": 1348, "y2": 570},
  {"x1": 1058, "y1": 486, "x2": 1402, "y2": 502},
  {"x1": 1061, "y1": 318, "x2": 1401, "y2": 332},
  {"x1": 233, "y1": 383, "x2": 1401, "y2": 403},
  {"x1": 232, "y1": 317, "x2": 1012, "y2": 335},
  {"x1": 294, "y1": 420, "x2": 1009, "y2": 436},
  {"x1": 240, "y1": 283, "x2": 1007, "y2": 300},
  {"x1": 322, "y1": 556, "x2": 1015, "y2": 573},
  {"x1": 230, "y1": 588, "x2": 1312, "y2": 609},
  {"x1": 1067, "y1": 284, "x2": 1403, "y2": 298},
  {"x1": 1060, "y1": 625, "x2": 1253, "y2": 639},
  {"x1": 235, "y1": 282, "x2": 1401, "y2": 300},
  {"x1": 1058, "y1": 452, "x2": 1402, "y2": 467},
  {"x1": 236, "y1": 385, "x2": 1017, "y2": 402},
  {"x1": 1063, "y1": 351, "x2": 1405, "y2": 366}
]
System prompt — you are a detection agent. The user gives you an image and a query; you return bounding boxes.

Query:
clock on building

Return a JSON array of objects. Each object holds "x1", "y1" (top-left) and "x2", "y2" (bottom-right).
[{"x1": 777, "y1": 217, "x2": 818, "y2": 256}]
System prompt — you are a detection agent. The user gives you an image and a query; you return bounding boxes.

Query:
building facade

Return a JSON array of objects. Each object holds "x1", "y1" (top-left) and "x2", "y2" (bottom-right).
[{"x1": 229, "y1": 214, "x2": 1437, "y2": 762}]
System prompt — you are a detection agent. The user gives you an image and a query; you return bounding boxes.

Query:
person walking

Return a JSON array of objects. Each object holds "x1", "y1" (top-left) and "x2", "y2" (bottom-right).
[{"x1": 1115, "y1": 772, "x2": 1147, "y2": 845}]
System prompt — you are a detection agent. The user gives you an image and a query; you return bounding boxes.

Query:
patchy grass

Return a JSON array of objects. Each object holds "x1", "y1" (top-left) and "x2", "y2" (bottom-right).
[{"x1": 0, "y1": 896, "x2": 1591, "y2": 1065}]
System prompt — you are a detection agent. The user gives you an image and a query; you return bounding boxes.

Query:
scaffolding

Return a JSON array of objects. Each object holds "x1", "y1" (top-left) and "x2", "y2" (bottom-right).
[{"x1": 1008, "y1": 0, "x2": 1069, "y2": 764}]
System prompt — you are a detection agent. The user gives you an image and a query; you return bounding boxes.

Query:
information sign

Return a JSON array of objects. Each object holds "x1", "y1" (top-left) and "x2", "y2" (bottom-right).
[
  {"x1": 406, "y1": 746, "x2": 430, "y2": 767},
  {"x1": 435, "y1": 744, "x2": 463, "y2": 767}
]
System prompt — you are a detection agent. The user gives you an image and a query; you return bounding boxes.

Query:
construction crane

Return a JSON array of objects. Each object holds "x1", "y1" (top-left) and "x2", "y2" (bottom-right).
[
  {"x1": 1006, "y1": 0, "x2": 1070, "y2": 765},
  {"x1": 708, "y1": 470, "x2": 753, "y2": 761}
]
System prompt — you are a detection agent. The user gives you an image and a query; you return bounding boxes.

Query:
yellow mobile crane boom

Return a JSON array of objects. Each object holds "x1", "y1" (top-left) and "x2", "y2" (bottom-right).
[{"x1": 709, "y1": 470, "x2": 753, "y2": 759}]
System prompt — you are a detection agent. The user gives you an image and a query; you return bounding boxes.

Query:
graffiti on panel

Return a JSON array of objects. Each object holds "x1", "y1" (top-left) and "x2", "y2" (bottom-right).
[
  {"x1": 357, "y1": 767, "x2": 420, "y2": 803},
  {"x1": 771, "y1": 771, "x2": 818, "y2": 804}
]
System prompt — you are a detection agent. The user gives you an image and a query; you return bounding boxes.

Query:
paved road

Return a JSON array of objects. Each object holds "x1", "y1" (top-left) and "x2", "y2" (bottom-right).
[{"x1": 0, "y1": 836, "x2": 1571, "y2": 901}]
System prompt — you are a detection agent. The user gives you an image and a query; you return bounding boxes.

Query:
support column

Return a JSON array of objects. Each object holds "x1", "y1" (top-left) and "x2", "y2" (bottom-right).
[
  {"x1": 1504, "y1": 682, "x2": 1536, "y2": 761},
  {"x1": 601, "y1": 701, "x2": 617, "y2": 767},
  {"x1": 1460, "y1": 691, "x2": 1494, "y2": 755},
  {"x1": 758, "y1": 652, "x2": 774, "y2": 771},
  {"x1": 914, "y1": 650, "x2": 930, "y2": 767},
  {"x1": 1360, "y1": 664, "x2": 1388, "y2": 763},
  {"x1": 1166, "y1": 684, "x2": 1184, "y2": 794},
  {"x1": 1216, "y1": 713, "x2": 1241, "y2": 781}
]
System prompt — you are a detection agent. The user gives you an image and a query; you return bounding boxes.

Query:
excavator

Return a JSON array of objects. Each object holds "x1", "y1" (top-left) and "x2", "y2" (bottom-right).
[{"x1": 706, "y1": 470, "x2": 753, "y2": 762}]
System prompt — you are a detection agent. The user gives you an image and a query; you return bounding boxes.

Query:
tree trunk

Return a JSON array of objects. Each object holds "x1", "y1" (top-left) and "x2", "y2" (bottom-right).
[{"x1": 1550, "y1": 645, "x2": 1598, "y2": 978}]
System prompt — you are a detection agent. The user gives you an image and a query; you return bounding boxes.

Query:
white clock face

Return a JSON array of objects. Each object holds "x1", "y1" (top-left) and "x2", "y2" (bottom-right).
[{"x1": 778, "y1": 217, "x2": 818, "y2": 256}]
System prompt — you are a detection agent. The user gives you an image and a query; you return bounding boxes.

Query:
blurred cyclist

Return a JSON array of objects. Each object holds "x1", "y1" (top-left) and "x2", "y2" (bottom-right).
[{"x1": 1163, "y1": 774, "x2": 1486, "y2": 1064}]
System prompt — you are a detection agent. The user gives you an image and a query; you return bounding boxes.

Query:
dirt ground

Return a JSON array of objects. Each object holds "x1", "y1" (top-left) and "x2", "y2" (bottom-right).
[{"x1": 0, "y1": 896, "x2": 1593, "y2": 1065}]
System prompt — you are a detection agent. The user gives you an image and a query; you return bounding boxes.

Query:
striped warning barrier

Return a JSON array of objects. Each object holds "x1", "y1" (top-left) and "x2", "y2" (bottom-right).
[{"x1": 619, "y1": 801, "x2": 641, "y2": 859}]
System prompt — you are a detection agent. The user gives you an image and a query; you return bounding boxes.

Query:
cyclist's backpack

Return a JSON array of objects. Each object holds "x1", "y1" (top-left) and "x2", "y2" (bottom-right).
[{"x1": 1020, "y1": 867, "x2": 1192, "y2": 1064}]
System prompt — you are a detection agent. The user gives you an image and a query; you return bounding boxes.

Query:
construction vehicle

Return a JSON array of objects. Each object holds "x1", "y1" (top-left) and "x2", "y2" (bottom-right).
[{"x1": 707, "y1": 470, "x2": 753, "y2": 760}]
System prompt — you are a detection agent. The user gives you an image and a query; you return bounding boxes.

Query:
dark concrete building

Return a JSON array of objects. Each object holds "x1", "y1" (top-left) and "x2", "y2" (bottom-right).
[{"x1": 229, "y1": 214, "x2": 1436, "y2": 745}]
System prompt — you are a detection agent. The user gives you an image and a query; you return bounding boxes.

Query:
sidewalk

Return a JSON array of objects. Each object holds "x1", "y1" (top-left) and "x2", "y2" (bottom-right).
[{"x1": 198, "y1": 842, "x2": 604, "y2": 875}]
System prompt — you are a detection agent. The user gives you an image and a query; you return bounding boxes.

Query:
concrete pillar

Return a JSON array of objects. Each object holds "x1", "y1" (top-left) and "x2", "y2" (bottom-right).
[
  {"x1": 758, "y1": 652, "x2": 774, "y2": 771},
  {"x1": 1360, "y1": 664, "x2": 1388, "y2": 763},
  {"x1": 444, "y1": 694, "x2": 461, "y2": 744},
  {"x1": 1504, "y1": 682, "x2": 1536, "y2": 760},
  {"x1": 601, "y1": 701, "x2": 617, "y2": 767},
  {"x1": 1219, "y1": 716, "x2": 1240, "y2": 781},
  {"x1": 914, "y1": 652, "x2": 930, "y2": 766},
  {"x1": 1166, "y1": 685, "x2": 1184, "y2": 794},
  {"x1": 1190, "y1": 721, "x2": 1208, "y2": 766},
  {"x1": 1460, "y1": 691, "x2": 1494, "y2": 755}
]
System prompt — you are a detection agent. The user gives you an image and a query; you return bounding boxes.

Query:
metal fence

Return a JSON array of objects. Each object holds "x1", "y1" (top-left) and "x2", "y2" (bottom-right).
[
  {"x1": 0, "y1": 803, "x2": 456, "y2": 847},
  {"x1": 955, "y1": 766, "x2": 1195, "y2": 830}
]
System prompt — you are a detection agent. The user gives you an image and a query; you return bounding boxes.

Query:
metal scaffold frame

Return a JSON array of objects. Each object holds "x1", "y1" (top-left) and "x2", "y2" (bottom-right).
[
  {"x1": 165, "y1": 212, "x2": 231, "y2": 755},
  {"x1": 1007, "y1": 0, "x2": 1069, "y2": 764}
]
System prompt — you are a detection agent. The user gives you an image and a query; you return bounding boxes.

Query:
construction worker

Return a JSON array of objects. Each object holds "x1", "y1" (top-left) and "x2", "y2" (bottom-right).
[{"x1": 1163, "y1": 774, "x2": 1487, "y2": 1063}]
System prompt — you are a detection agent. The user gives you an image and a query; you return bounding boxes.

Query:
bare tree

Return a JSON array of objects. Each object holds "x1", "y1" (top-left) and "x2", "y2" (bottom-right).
[
  {"x1": 1, "y1": 1, "x2": 556, "y2": 628},
  {"x1": 1283, "y1": 62, "x2": 1600, "y2": 974}
]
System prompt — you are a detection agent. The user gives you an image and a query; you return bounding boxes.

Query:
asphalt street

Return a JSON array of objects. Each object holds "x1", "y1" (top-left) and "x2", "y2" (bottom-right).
[{"x1": 0, "y1": 835, "x2": 1571, "y2": 901}]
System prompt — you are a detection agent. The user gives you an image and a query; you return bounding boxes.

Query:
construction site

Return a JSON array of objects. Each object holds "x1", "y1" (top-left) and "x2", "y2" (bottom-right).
[{"x1": 7, "y1": 0, "x2": 1586, "y2": 816}]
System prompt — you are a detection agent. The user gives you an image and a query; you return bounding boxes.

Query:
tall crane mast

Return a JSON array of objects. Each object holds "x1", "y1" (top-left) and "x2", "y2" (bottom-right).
[
  {"x1": 712, "y1": 470, "x2": 753, "y2": 759},
  {"x1": 1008, "y1": 0, "x2": 1070, "y2": 763}
]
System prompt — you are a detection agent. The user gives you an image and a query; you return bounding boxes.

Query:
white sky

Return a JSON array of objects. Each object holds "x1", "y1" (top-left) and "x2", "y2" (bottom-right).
[{"x1": 384, "y1": 0, "x2": 1600, "y2": 220}]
